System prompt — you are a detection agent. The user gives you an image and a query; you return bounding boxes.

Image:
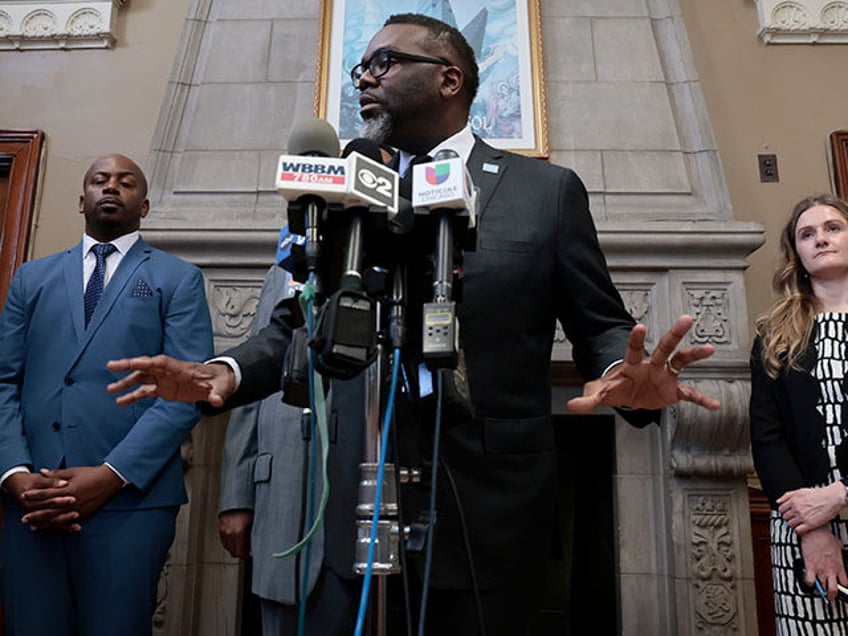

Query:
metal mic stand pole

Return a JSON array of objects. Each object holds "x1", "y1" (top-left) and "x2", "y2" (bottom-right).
[
  {"x1": 356, "y1": 265, "x2": 406, "y2": 635},
  {"x1": 368, "y1": 304, "x2": 388, "y2": 636}
]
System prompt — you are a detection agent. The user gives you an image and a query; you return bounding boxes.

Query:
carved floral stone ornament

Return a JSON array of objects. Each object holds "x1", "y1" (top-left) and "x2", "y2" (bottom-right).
[
  {"x1": 755, "y1": 0, "x2": 848, "y2": 43},
  {"x1": 0, "y1": 1, "x2": 127, "y2": 50}
]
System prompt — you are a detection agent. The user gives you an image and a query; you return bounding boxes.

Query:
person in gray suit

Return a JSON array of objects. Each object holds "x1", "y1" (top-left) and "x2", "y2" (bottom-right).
[{"x1": 217, "y1": 265, "x2": 329, "y2": 632}]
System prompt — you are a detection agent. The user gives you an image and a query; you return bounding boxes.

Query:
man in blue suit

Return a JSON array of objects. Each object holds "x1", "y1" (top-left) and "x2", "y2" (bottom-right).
[{"x1": 0, "y1": 154, "x2": 214, "y2": 635}]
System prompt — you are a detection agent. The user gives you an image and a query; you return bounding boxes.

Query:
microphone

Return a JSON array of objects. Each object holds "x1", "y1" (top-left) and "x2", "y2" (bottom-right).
[
  {"x1": 338, "y1": 139, "x2": 390, "y2": 292},
  {"x1": 410, "y1": 149, "x2": 478, "y2": 369},
  {"x1": 288, "y1": 117, "x2": 341, "y2": 157},
  {"x1": 276, "y1": 118, "x2": 346, "y2": 272},
  {"x1": 410, "y1": 148, "x2": 476, "y2": 230},
  {"x1": 308, "y1": 138, "x2": 391, "y2": 379},
  {"x1": 342, "y1": 138, "x2": 399, "y2": 215},
  {"x1": 410, "y1": 149, "x2": 477, "y2": 299}
]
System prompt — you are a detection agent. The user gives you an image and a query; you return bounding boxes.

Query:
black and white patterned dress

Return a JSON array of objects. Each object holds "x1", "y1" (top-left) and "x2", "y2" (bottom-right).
[{"x1": 770, "y1": 313, "x2": 848, "y2": 634}]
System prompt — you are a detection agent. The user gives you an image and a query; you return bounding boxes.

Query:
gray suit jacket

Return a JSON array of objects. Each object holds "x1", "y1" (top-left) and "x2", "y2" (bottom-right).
[{"x1": 218, "y1": 266, "x2": 324, "y2": 604}]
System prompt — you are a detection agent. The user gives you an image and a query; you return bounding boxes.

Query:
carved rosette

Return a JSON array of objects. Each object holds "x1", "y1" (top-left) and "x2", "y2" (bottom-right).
[
  {"x1": 822, "y1": 2, "x2": 848, "y2": 27},
  {"x1": 690, "y1": 495, "x2": 739, "y2": 633},
  {"x1": 21, "y1": 9, "x2": 58, "y2": 37},
  {"x1": 67, "y1": 8, "x2": 104, "y2": 36},
  {"x1": 211, "y1": 284, "x2": 260, "y2": 339},
  {"x1": 772, "y1": 1, "x2": 813, "y2": 28}
]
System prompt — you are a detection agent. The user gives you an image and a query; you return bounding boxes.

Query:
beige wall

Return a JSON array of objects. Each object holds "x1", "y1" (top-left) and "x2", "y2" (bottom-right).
[
  {"x1": 4, "y1": 1, "x2": 847, "y2": 341},
  {"x1": 679, "y1": 0, "x2": 848, "y2": 330},
  {"x1": 0, "y1": 0, "x2": 191, "y2": 259}
]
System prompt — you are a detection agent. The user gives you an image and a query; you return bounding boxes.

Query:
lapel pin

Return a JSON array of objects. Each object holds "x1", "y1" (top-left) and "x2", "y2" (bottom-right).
[{"x1": 482, "y1": 162, "x2": 499, "y2": 174}]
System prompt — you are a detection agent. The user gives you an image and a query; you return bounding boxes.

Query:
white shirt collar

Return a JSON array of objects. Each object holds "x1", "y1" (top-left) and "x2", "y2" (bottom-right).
[
  {"x1": 397, "y1": 124, "x2": 475, "y2": 175},
  {"x1": 82, "y1": 230, "x2": 140, "y2": 257}
]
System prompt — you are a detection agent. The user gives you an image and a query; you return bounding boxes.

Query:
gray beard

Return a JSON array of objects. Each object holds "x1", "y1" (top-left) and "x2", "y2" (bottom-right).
[{"x1": 359, "y1": 111, "x2": 393, "y2": 145}]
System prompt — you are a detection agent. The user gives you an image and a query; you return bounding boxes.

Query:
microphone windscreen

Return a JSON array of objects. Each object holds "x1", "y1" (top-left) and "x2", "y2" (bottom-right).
[
  {"x1": 287, "y1": 118, "x2": 340, "y2": 157},
  {"x1": 432, "y1": 148, "x2": 459, "y2": 161},
  {"x1": 342, "y1": 138, "x2": 384, "y2": 162}
]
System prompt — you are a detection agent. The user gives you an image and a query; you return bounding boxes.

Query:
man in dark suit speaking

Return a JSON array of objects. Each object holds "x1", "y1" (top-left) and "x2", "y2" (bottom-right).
[{"x1": 107, "y1": 14, "x2": 719, "y2": 636}]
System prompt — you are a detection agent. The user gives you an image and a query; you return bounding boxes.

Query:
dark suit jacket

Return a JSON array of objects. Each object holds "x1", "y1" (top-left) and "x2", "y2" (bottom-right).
[
  {"x1": 750, "y1": 333, "x2": 848, "y2": 508},
  {"x1": 222, "y1": 138, "x2": 645, "y2": 591}
]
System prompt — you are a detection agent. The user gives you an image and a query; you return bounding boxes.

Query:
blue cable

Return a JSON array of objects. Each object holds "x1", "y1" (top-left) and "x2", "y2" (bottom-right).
[
  {"x1": 353, "y1": 347, "x2": 403, "y2": 636},
  {"x1": 417, "y1": 370, "x2": 443, "y2": 636}
]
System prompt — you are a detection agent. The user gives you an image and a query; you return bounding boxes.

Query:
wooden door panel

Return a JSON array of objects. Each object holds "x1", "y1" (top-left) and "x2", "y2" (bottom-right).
[
  {"x1": 0, "y1": 129, "x2": 44, "y2": 306},
  {"x1": 0, "y1": 129, "x2": 43, "y2": 636}
]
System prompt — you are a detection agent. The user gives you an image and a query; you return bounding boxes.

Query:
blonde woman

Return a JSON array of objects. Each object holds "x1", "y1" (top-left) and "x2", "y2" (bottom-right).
[{"x1": 751, "y1": 193, "x2": 848, "y2": 633}]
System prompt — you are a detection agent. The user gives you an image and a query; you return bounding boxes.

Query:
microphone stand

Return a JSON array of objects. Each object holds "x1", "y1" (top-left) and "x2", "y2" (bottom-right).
[{"x1": 354, "y1": 265, "x2": 409, "y2": 636}]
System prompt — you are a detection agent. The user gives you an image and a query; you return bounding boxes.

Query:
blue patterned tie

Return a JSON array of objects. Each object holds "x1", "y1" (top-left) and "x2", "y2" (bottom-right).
[{"x1": 84, "y1": 243, "x2": 116, "y2": 326}]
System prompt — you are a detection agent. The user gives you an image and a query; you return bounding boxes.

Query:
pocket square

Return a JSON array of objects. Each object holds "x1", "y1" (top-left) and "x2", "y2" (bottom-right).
[{"x1": 132, "y1": 279, "x2": 154, "y2": 297}]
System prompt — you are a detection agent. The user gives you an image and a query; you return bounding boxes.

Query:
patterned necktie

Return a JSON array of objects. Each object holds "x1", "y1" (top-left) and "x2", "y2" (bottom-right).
[{"x1": 84, "y1": 243, "x2": 117, "y2": 326}]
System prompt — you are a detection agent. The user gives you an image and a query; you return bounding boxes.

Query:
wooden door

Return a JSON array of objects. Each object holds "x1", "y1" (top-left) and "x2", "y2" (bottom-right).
[
  {"x1": 0, "y1": 129, "x2": 44, "y2": 635},
  {"x1": 0, "y1": 129, "x2": 44, "y2": 306}
]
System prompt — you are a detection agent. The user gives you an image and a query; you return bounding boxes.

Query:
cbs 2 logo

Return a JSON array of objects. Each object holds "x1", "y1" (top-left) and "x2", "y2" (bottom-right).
[{"x1": 357, "y1": 168, "x2": 393, "y2": 197}]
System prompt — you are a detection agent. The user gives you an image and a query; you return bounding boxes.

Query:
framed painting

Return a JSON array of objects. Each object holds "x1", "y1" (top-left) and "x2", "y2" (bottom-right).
[{"x1": 314, "y1": 0, "x2": 549, "y2": 158}]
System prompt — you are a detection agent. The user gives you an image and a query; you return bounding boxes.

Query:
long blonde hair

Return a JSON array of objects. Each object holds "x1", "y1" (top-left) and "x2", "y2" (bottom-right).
[{"x1": 755, "y1": 194, "x2": 848, "y2": 378}]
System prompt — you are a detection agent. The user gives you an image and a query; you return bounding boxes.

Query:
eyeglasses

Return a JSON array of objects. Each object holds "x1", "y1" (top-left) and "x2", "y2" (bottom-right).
[{"x1": 350, "y1": 48, "x2": 451, "y2": 88}]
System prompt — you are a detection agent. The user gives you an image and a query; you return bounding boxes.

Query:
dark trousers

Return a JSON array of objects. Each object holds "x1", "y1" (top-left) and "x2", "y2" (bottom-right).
[
  {"x1": 1, "y1": 506, "x2": 177, "y2": 636},
  {"x1": 259, "y1": 564, "x2": 538, "y2": 636}
]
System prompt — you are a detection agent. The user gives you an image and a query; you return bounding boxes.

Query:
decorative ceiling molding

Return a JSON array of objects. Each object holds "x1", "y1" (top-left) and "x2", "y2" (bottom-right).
[
  {"x1": 0, "y1": 1, "x2": 127, "y2": 50},
  {"x1": 755, "y1": 0, "x2": 848, "y2": 43}
]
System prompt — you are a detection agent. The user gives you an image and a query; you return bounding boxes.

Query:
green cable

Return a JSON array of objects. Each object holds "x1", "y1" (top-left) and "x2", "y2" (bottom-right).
[{"x1": 273, "y1": 283, "x2": 330, "y2": 558}]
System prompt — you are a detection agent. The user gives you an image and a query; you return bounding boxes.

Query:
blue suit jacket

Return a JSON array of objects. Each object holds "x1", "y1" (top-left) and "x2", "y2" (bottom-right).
[{"x1": 0, "y1": 237, "x2": 214, "y2": 510}]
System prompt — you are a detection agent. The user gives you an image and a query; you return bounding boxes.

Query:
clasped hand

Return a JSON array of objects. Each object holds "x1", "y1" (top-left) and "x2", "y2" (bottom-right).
[
  {"x1": 778, "y1": 481, "x2": 846, "y2": 536},
  {"x1": 779, "y1": 485, "x2": 848, "y2": 602},
  {"x1": 5, "y1": 465, "x2": 123, "y2": 532},
  {"x1": 567, "y1": 314, "x2": 720, "y2": 414}
]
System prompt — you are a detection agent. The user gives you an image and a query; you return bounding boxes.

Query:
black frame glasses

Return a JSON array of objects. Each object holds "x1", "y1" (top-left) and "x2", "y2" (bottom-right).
[{"x1": 350, "y1": 48, "x2": 451, "y2": 88}]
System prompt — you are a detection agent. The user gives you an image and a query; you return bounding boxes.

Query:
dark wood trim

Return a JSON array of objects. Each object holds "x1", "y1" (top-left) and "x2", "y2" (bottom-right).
[
  {"x1": 749, "y1": 487, "x2": 776, "y2": 636},
  {"x1": 550, "y1": 361, "x2": 582, "y2": 386},
  {"x1": 830, "y1": 130, "x2": 848, "y2": 199},
  {"x1": 0, "y1": 129, "x2": 45, "y2": 305}
]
